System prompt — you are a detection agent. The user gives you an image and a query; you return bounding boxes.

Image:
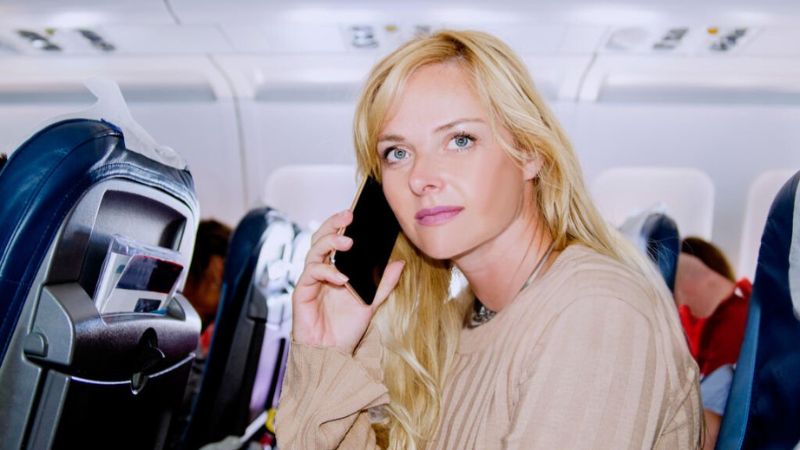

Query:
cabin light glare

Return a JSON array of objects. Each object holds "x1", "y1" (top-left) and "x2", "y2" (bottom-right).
[
  {"x1": 279, "y1": 7, "x2": 381, "y2": 23},
  {"x1": 568, "y1": 6, "x2": 660, "y2": 24},
  {"x1": 47, "y1": 11, "x2": 108, "y2": 28}
]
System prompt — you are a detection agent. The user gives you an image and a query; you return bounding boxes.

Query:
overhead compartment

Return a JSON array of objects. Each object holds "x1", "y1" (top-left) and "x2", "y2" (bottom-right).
[
  {"x1": 213, "y1": 54, "x2": 373, "y2": 208},
  {"x1": 580, "y1": 56, "x2": 800, "y2": 105},
  {"x1": 0, "y1": 56, "x2": 246, "y2": 226},
  {"x1": 0, "y1": 1, "x2": 175, "y2": 26},
  {"x1": 573, "y1": 52, "x2": 800, "y2": 267},
  {"x1": 214, "y1": 35, "x2": 596, "y2": 207}
]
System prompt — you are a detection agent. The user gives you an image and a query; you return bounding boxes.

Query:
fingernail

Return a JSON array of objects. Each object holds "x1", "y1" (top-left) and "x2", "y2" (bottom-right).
[
  {"x1": 337, "y1": 236, "x2": 352, "y2": 245},
  {"x1": 336, "y1": 273, "x2": 349, "y2": 283}
]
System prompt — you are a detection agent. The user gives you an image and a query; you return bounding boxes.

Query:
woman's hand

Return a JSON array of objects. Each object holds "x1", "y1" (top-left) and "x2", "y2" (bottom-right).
[{"x1": 291, "y1": 210, "x2": 405, "y2": 354}]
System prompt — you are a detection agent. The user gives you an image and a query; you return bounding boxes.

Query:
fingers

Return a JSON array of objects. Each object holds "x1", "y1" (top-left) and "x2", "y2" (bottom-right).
[
  {"x1": 293, "y1": 262, "x2": 350, "y2": 304},
  {"x1": 305, "y1": 233, "x2": 353, "y2": 264},
  {"x1": 296, "y1": 262, "x2": 349, "y2": 288},
  {"x1": 370, "y1": 260, "x2": 405, "y2": 311}
]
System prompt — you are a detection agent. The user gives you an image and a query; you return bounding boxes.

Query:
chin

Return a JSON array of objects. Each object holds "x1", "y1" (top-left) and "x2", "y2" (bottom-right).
[{"x1": 414, "y1": 238, "x2": 464, "y2": 261}]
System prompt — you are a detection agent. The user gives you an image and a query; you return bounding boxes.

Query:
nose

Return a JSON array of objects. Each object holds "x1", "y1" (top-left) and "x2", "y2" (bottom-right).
[{"x1": 408, "y1": 153, "x2": 444, "y2": 196}]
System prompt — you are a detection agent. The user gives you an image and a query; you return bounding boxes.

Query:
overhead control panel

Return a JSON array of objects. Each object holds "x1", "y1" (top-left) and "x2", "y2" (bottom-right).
[
  {"x1": 604, "y1": 26, "x2": 755, "y2": 55},
  {"x1": 707, "y1": 27, "x2": 749, "y2": 52},
  {"x1": 600, "y1": 25, "x2": 760, "y2": 56}
]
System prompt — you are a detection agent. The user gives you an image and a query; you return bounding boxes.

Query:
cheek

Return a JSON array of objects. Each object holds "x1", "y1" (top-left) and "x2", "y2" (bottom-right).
[
  {"x1": 468, "y1": 155, "x2": 525, "y2": 217},
  {"x1": 382, "y1": 176, "x2": 412, "y2": 224}
]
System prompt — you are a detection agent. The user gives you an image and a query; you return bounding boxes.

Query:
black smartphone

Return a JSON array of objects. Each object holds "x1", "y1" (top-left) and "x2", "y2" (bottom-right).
[{"x1": 331, "y1": 176, "x2": 401, "y2": 305}]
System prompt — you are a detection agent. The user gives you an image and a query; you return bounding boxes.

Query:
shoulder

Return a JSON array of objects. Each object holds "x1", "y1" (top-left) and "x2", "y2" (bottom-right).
[
  {"x1": 515, "y1": 244, "x2": 695, "y2": 377},
  {"x1": 519, "y1": 245, "x2": 700, "y2": 403},
  {"x1": 533, "y1": 244, "x2": 661, "y2": 322}
]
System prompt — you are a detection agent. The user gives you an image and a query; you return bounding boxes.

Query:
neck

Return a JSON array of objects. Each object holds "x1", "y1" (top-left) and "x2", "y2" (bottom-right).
[{"x1": 453, "y1": 210, "x2": 553, "y2": 313}]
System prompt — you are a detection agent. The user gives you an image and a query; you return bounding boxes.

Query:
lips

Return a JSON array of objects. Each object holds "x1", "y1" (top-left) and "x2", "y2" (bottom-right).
[{"x1": 415, "y1": 206, "x2": 464, "y2": 226}]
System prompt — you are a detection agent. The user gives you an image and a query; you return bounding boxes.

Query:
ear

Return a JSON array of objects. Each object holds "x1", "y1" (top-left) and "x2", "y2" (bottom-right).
[{"x1": 522, "y1": 153, "x2": 544, "y2": 181}]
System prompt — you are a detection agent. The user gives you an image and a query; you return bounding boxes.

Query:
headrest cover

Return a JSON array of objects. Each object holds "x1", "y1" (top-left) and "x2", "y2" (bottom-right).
[
  {"x1": 8, "y1": 78, "x2": 186, "y2": 170},
  {"x1": 618, "y1": 202, "x2": 669, "y2": 253}
]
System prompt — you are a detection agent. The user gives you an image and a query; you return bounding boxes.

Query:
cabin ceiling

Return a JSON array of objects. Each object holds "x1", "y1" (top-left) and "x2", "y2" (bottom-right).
[
  {"x1": 0, "y1": 0, "x2": 800, "y2": 27},
  {"x1": 1, "y1": 1, "x2": 800, "y2": 56}
]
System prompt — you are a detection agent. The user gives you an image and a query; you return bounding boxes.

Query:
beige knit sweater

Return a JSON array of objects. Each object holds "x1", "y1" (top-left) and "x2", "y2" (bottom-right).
[{"x1": 276, "y1": 244, "x2": 703, "y2": 449}]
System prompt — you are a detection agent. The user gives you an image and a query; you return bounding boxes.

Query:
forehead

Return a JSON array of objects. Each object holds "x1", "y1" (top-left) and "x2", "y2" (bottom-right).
[{"x1": 382, "y1": 61, "x2": 487, "y2": 131}]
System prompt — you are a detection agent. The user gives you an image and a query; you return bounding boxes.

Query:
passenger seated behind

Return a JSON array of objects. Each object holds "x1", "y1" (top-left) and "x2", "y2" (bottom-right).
[
  {"x1": 184, "y1": 219, "x2": 232, "y2": 355},
  {"x1": 167, "y1": 219, "x2": 232, "y2": 449},
  {"x1": 674, "y1": 237, "x2": 751, "y2": 450}
]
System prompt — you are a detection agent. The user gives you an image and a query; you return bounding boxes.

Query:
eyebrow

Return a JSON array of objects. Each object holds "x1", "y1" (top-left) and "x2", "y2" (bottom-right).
[{"x1": 377, "y1": 117, "x2": 485, "y2": 143}]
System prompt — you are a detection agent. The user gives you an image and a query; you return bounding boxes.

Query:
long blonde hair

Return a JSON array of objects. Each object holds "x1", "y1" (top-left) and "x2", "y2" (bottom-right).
[{"x1": 353, "y1": 29, "x2": 667, "y2": 449}]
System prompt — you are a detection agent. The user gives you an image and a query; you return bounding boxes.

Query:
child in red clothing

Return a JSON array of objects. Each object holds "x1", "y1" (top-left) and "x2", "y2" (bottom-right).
[
  {"x1": 674, "y1": 237, "x2": 751, "y2": 450},
  {"x1": 679, "y1": 278, "x2": 750, "y2": 376}
]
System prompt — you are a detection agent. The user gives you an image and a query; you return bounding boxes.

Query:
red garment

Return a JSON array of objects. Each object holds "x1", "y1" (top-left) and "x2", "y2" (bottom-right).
[
  {"x1": 199, "y1": 322, "x2": 215, "y2": 357},
  {"x1": 679, "y1": 278, "x2": 751, "y2": 377}
]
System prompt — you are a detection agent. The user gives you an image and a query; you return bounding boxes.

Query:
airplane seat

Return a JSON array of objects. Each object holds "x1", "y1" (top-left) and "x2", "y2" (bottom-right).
[
  {"x1": 716, "y1": 170, "x2": 800, "y2": 449},
  {"x1": 263, "y1": 164, "x2": 358, "y2": 229},
  {"x1": 0, "y1": 119, "x2": 201, "y2": 449},
  {"x1": 738, "y1": 169, "x2": 799, "y2": 281},
  {"x1": 249, "y1": 226, "x2": 309, "y2": 422},
  {"x1": 182, "y1": 207, "x2": 296, "y2": 449},
  {"x1": 619, "y1": 210, "x2": 681, "y2": 291},
  {"x1": 592, "y1": 167, "x2": 715, "y2": 240}
]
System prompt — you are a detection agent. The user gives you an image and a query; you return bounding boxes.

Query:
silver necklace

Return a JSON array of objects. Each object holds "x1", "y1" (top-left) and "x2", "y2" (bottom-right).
[{"x1": 468, "y1": 241, "x2": 555, "y2": 328}]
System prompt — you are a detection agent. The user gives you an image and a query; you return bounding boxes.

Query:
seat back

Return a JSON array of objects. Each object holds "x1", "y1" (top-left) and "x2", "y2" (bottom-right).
[
  {"x1": 249, "y1": 227, "x2": 309, "y2": 420},
  {"x1": 619, "y1": 211, "x2": 681, "y2": 291},
  {"x1": 263, "y1": 164, "x2": 358, "y2": 229},
  {"x1": 182, "y1": 207, "x2": 296, "y2": 448},
  {"x1": 592, "y1": 167, "x2": 714, "y2": 239},
  {"x1": 641, "y1": 214, "x2": 681, "y2": 291},
  {"x1": 738, "y1": 169, "x2": 799, "y2": 280},
  {"x1": 717, "y1": 170, "x2": 800, "y2": 449},
  {"x1": 0, "y1": 119, "x2": 201, "y2": 450}
]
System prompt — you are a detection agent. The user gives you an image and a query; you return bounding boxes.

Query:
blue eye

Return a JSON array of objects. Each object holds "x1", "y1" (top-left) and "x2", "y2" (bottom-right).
[
  {"x1": 384, "y1": 148, "x2": 409, "y2": 163},
  {"x1": 449, "y1": 133, "x2": 476, "y2": 151}
]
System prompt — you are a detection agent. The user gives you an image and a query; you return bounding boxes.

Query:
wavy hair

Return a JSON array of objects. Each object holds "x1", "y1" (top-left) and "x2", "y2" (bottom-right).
[{"x1": 353, "y1": 29, "x2": 674, "y2": 449}]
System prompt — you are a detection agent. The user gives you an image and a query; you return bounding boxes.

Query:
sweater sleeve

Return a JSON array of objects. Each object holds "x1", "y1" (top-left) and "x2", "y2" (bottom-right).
[
  {"x1": 503, "y1": 296, "x2": 698, "y2": 450},
  {"x1": 275, "y1": 325, "x2": 388, "y2": 450}
]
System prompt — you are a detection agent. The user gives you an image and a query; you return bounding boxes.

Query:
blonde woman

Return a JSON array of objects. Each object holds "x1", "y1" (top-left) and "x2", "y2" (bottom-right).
[{"x1": 276, "y1": 30, "x2": 702, "y2": 449}]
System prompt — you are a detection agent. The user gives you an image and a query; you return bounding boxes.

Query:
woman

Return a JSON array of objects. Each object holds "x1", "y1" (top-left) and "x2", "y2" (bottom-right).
[{"x1": 277, "y1": 30, "x2": 702, "y2": 449}]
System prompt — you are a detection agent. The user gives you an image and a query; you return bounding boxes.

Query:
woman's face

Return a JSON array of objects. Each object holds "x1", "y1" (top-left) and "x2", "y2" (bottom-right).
[{"x1": 377, "y1": 61, "x2": 539, "y2": 260}]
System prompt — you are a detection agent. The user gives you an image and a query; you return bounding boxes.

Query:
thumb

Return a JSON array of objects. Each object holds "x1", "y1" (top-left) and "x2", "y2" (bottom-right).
[{"x1": 370, "y1": 260, "x2": 405, "y2": 311}]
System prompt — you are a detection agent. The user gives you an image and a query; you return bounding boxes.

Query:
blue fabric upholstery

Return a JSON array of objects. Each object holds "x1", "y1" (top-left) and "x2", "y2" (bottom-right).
[
  {"x1": 641, "y1": 213, "x2": 681, "y2": 292},
  {"x1": 717, "y1": 170, "x2": 800, "y2": 449},
  {"x1": 0, "y1": 118, "x2": 197, "y2": 364}
]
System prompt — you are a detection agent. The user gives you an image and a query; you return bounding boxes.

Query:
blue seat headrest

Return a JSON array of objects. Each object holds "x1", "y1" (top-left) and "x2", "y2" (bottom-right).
[{"x1": 640, "y1": 213, "x2": 681, "y2": 291}]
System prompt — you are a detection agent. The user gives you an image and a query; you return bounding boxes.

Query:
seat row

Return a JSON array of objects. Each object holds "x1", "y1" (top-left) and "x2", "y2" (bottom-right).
[{"x1": 1, "y1": 113, "x2": 797, "y2": 449}]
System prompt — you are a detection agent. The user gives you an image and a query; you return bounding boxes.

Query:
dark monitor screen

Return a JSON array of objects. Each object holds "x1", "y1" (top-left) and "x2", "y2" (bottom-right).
[{"x1": 117, "y1": 255, "x2": 183, "y2": 294}]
